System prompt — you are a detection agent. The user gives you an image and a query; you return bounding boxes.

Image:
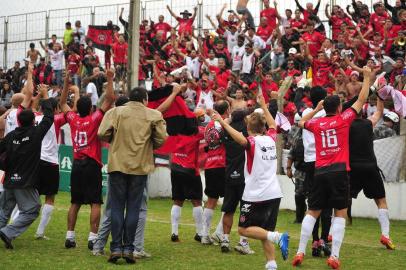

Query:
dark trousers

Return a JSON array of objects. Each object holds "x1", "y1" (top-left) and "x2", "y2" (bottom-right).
[{"x1": 109, "y1": 172, "x2": 147, "y2": 254}]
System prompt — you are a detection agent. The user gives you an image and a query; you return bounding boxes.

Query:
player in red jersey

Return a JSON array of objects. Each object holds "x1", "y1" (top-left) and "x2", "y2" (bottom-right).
[
  {"x1": 292, "y1": 67, "x2": 372, "y2": 269},
  {"x1": 60, "y1": 68, "x2": 115, "y2": 250}
]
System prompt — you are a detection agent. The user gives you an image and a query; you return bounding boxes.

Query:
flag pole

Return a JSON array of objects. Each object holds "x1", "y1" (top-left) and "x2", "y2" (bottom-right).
[{"x1": 128, "y1": 0, "x2": 140, "y2": 89}]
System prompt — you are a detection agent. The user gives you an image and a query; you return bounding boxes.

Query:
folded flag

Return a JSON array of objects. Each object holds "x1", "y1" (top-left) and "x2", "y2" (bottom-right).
[{"x1": 87, "y1": 25, "x2": 113, "y2": 51}]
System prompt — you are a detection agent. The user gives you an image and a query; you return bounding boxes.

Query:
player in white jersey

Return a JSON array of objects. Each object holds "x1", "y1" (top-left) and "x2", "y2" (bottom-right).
[{"x1": 212, "y1": 95, "x2": 289, "y2": 270}]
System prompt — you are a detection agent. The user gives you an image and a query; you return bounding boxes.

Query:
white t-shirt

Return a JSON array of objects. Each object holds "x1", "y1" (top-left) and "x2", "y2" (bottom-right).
[
  {"x1": 196, "y1": 89, "x2": 214, "y2": 110},
  {"x1": 5, "y1": 109, "x2": 18, "y2": 136},
  {"x1": 241, "y1": 52, "x2": 255, "y2": 74},
  {"x1": 224, "y1": 30, "x2": 239, "y2": 52},
  {"x1": 243, "y1": 129, "x2": 283, "y2": 202},
  {"x1": 302, "y1": 107, "x2": 326, "y2": 162},
  {"x1": 74, "y1": 26, "x2": 86, "y2": 45},
  {"x1": 206, "y1": 58, "x2": 218, "y2": 67},
  {"x1": 35, "y1": 114, "x2": 59, "y2": 164},
  {"x1": 48, "y1": 49, "x2": 64, "y2": 71},
  {"x1": 86, "y1": 82, "x2": 99, "y2": 106},
  {"x1": 231, "y1": 45, "x2": 245, "y2": 71},
  {"x1": 251, "y1": 35, "x2": 266, "y2": 50},
  {"x1": 186, "y1": 57, "x2": 201, "y2": 79}
]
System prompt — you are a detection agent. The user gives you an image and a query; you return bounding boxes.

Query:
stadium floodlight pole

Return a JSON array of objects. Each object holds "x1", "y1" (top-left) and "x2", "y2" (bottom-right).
[{"x1": 128, "y1": 0, "x2": 140, "y2": 89}]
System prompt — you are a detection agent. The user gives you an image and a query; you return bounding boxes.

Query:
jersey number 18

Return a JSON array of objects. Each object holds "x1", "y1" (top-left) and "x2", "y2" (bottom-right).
[{"x1": 321, "y1": 129, "x2": 338, "y2": 148}]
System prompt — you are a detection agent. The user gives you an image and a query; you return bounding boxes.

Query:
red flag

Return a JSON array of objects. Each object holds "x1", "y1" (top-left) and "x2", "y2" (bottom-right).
[{"x1": 87, "y1": 25, "x2": 113, "y2": 51}]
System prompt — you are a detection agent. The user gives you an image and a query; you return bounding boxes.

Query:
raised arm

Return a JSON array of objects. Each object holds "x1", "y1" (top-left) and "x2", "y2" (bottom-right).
[
  {"x1": 60, "y1": 73, "x2": 72, "y2": 113},
  {"x1": 368, "y1": 97, "x2": 384, "y2": 128},
  {"x1": 206, "y1": 15, "x2": 218, "y2": 30},
  {"x1": 166, "y1": 5, "x2": 178, "y2": 18},
  {"x1": 191, "y1": 6, "x2": 198, "y2": 21},
  {"x1": 351, "y1": 66, "x2": 372, "y2": 113},
  {"x1": 212, "y1": 112, "x2": 248, "y2": 147},
  {"x1": 315, "y1": 0, "x2": 321, "y2": 13},
  {"x1": 21, "y1": 63, "x2": 34, "y2": 109},
  {"x1": 295, "y1": 0, "x2": 304, "y2": 12},
  {"x1": 216, "y1": 3, "x2": 227, "y2": 24},
  {"x1": 156, "y1": 84, "x2": 185, "y2": 113},
  {"x1": 325, "y1": 4, "x2": 331, "y2": 19},
  {"x1": 100, "y1": 68, "x2": 116, "y2": 113},
  {"x1": 304, "y1": 43, "x2": 313, "y2": 64},
  {"x1": 299, "y1": 100, "x2": 324, "y2": 128},
  {"x1": 258, "y1": 94, "x2": 276, "y2": 129},
  {"x1": 356, "y1": 27, "x2": 369, "y2": 46}
]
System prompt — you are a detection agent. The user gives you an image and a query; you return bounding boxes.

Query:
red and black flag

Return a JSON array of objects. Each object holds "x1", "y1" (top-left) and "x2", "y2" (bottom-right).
[
  {"x1": 87, "y1": 25, "x2": 113, "y2": 51},
  {"x1": 148, "y1": 85, "x2": 197, "y2": 155}
]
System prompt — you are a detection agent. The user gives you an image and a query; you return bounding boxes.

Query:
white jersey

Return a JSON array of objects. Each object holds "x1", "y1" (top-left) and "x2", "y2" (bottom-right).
[
  {"x1": 231, "y1": 45, "x2": 245, "y2": 72},
  {"x1": 35, "y1": 114, "x2": 59, "y2": 164},
  {"x1": 302, "y1": 107, "x2": 326, "y2": 162},
  {"x1": 241, "y1": 52, "x2": 255, "y2": 74},
  {"x1": 243, "y1": 129, "x2": 283, "y2": 202},
  {"x1": 196, "y1": 90, "x2": 214, "y2": 110},
  {"x1": 224, "y1": 30, "x2": 239, "y2": 52},
  {"x1": 5, "y1": 109, "x2": 18, "y2": 136}
]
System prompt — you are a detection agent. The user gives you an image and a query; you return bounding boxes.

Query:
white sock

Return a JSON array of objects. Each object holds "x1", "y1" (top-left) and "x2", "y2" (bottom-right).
[
  {"x1": 88, "y1": 232, "x2": 98, "y2": 241},
  {"x1": 215, "y1": 212, "x2": 224, "y2": 235},
  {"x1": 265, "y1": 260, "x2": 278, "y2": 270},
  {"x1": 224, "y1": 234, "x2": 229, "y2": 241},
  {"x1": 378, "y1": 208, "x2": 390, "y2": 237},
  {"x1": 192, "y1": 206, "x2": 204, "y2": 236},
  {"x1": 171, "y1": 205, "x2": 182, "y2": 235},
  {"x1": 36, "y1": 204, "x2": 54, "y2": 235},
  {"x1": 266, "y1": 231, "x2": 281, "y2": 244},
  {"x1": 329, "y1": 216, "x2": 334, "y2": 236},
  {"x1": 202, "y1": 208, "x2": 214, "y2": 237},
  {"x1": 66, "y1": 230, "x2": 75, "y2": 240},
  {"x1": 297, "y1": 215, "x2": 317, "y2": 254},
  {"x1": 331, "y1": 217, "x2": 346, "y2": 258}
]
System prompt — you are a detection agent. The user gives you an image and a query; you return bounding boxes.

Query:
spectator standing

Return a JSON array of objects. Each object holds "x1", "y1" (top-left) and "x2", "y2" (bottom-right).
[
  {"x1": 73, "y1": 20, "x2": 86, "y2": 46},
  {"x1": 33, "y1": 57, "x2": 53, "y2": 86},
  {"x1": 26, "y1": 43, "x2": 42, "y2": 64},
  {"x1": 97, "y1": 86, "x2": 167, "y2": 264},
  {"x1": 0, "y1": 82, "x2": 14, "y2": 108}
]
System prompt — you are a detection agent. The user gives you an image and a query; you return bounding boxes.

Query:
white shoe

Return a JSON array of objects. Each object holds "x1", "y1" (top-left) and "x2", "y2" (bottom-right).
[
  {"x1": 201, "y1": 235, "x2": 213, "y2": 245},
  {"x1": 211, "y1": 231, "x2": 223, "y2": 244},
  {"x1": 35, "y1": 234, "x2": 50, "y2": 240},
  {"x1": 133, "y1": 250, "x2": 151, "y2": 259},
  {"x1": 220, "y1": 239, "x2": 230, "y2": 253},
  {"x1": 234, "y1": 242, "x2": 255, "y2": 255}
]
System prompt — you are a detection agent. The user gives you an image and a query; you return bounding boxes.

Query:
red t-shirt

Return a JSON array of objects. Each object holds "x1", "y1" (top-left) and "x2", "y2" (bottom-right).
[
  {"x1": 256, "y1": 26, "x2": 273, "y2": 42},
  {"x1": 370, "y1": 12, "x2": 390, "y2": 33},
  {"x1": 261, "y1": 80, "x2": 278, "y2": 104},
  {"x1": 329, "y1": 15, "x2": 353, "y2": 40},
  {"x1": 209, "y1": 66, "x2": 230, "y2": 89},
  {"x1": 301, "y1": 31, "x2": 325, "y2": 57},
  {"x1": 171, "y1": 127, "x2": 205, "y2": 175},
  {"x1": 66, "y1": 110, "x2": 104, "y2": 166},
  {"x1": 176, "y1": 17, "x2": 194, "y2": 35},
  {"x1": 112, "y1": 42, "x2": 128, "y2": 64},
  {"x1": 289, "y1": 18, "x2": 305, "y2": 30},
  {"x1": 312, "y1": 59, "x2": 332, "y2": 87},
  {"x1": 260, "y1": 8, "x2": 277, "y2": 31},
  {"x1": 204, "y1": 121, "x2": 226, "y2": 169},
  {"x1": 67, "y1": 54, "x2": 81, "y2": 75},
  {"x1": 154, "y1": 22, "x2": 172, "y2": 39},
  {"x1": 304, "y1": 108, "x2": 357, "y2": 171},
  {"x1": 384, "y1": 25, "x2": 402, "y2": 54}
]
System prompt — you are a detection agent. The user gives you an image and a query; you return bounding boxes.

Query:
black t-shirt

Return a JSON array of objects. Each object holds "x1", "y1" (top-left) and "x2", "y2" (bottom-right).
[
  {"x1": 223, "y1": 118, "x2": 248, "y2": 186},
  {"x1": 349, "y1": 118, "x2": 377, "y2": 169}
]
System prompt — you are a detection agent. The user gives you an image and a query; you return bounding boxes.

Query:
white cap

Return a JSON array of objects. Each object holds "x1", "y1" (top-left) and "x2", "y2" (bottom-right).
[
  {"x1": 254, "y1": 108, "x2": 264, "y2": 114},
  {"x1": 294, "y1": 113, "x2": 302, "y2": 124},
  {"x1": 384, "y1": 112, "x2": 399, "y2": 123},
  {"x1": 288, "y1": 48, "x2": 297, "y2": 54}
]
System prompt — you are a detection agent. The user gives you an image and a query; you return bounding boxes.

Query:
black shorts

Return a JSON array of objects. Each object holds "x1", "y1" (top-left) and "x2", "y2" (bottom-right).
[
  {"x1": 308, "y1": 171, "x2": 349, "y2": 211},
  {"x1": 70, "y1": 158, "x2": 103, "y2": 205},
  {"x1": 238, "y1": 198, "x2": 281, "y2": 231},
  {"x1": 350, "y1": 167, "x2": 386, "y2": 199},
  {"x1": 37, "y1": 160, "x2": 60, "y2": 196},
  {"x1": 204, "y1": 168, "x2": 225, "y2": 199},
  {"x1": 171, "y1": 170, "x2": 202, "y2": 201},
  {"x1": 221, "y1": 184, "x2": 245, "y2": 213}
]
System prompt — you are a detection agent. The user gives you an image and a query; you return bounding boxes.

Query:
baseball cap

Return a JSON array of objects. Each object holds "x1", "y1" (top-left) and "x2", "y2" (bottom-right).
[
  {"x1": 384, "y1": 112, "x2": 399, "y2": 123},
  {"x1": 288, "y1": 48, "x2": 297, "y2": 54}
]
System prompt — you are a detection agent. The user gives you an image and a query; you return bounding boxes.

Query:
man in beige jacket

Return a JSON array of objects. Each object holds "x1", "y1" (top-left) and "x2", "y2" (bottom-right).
[{"x1": 98, "y1": 87, "x2": 167, "y2": 264}]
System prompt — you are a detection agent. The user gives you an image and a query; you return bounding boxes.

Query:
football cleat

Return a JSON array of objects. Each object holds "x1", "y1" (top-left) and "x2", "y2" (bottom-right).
[{"x1": 380, "y1": 235, "x2": 395, "y2": 250}]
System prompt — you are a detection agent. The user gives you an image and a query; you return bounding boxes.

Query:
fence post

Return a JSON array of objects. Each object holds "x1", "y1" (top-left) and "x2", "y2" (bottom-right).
[
  {"x1": 3, "y1": 18, "x2": 8, "y2": 69},
  {"x1": 197, "y1": 0, "x2": 203, "y2": 36},
  {"x1": 141, "y1": 2, "x2": 146, "y2": 21},
  {"x1": 45, "y1": 12, "x2": 50, "y2": 44},
  {"x1": 91, "y1": 9, "x2": 95, "y2": 25}
]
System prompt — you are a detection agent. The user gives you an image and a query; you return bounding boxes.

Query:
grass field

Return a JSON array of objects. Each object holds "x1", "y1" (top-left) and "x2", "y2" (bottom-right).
[{"x1": 1, "y1": 192, "x2": 406, "y2": 270}]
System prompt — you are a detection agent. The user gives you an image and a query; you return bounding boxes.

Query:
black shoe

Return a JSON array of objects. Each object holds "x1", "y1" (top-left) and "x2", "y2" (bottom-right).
[
  {"x1": 171, "y1": 234, "x2": 180, "y2": 242},
  {"x1": 65, "y1": 239, "x2": 76, "y2": 249},
  {"x1": 319, "y1": 240, "x2": 331, "y2": 257},
  {"x1": 122, "y1": 253, "x2": 136, "y2": 264},
  {"x1": 194, "y1": 233, "x2": 201, "y2": 242},
  {"x1": 88, "y1": 240, "x2": 94, "y2": 250},
  {"x1": 108, "y1": 253, "x2": 121, "y2": 264},
  {"x1": 311, "y1": 241, "x2": 321, "y2": 257},
  {"x1": 0, "y1": 231, "x2": 13, "y2": 249}
]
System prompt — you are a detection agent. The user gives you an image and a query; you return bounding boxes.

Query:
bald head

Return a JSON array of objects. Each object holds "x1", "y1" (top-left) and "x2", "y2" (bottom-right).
[{"x1": 11, "y1": 93, "x2": 25, "y2": 108}]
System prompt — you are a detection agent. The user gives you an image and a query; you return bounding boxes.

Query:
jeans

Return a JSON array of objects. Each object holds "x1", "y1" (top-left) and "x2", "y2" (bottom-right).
[
  {"x1": 54, "y1": 70, "x2": 63, "y2": 87},
  {"x1": 109, "y1": 172, "x2": 147, "y2": 254},
  {"x1": 237, "y1": 7, "x2": 255, "y2": 29},
  {"x1": 271, "y1": 53, "x2": 285, "y2": 70},
  {"x1": 0, "y1": 188, "x2": 41, "y2": 239},
  {"x1": 93, "y1": 178, "x2": 148, "y2": 252}
]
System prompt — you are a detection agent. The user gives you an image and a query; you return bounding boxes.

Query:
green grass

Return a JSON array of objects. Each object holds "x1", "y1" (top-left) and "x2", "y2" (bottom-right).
[{"x1": 1, "y1": 192, "x2": 406, "y2": 270}]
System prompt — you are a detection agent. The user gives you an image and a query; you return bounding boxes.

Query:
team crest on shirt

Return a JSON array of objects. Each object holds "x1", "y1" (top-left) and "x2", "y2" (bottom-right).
[
  {"x1": 205, "y1": 124, "x2": 224, "y2": 150},
  {"x1": 239, "y1": 215, "x2": 246, "y2": 223},
  {"x1": 241, "y1": 204, "x2": 251, "y2": 213}
]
